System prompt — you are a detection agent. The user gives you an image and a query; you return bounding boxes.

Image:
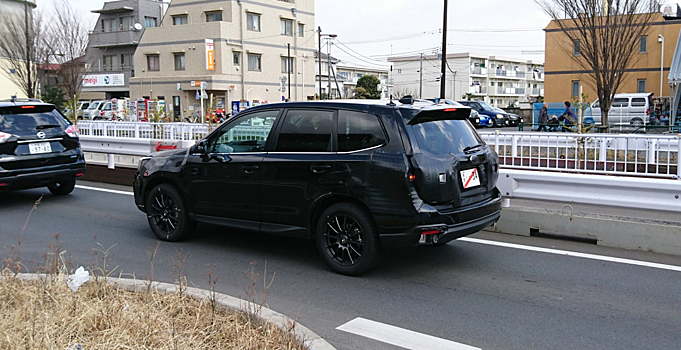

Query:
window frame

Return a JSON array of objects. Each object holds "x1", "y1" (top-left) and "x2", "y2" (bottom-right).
[
  {"x1": 246, "y1": 12, "x2": 261, "y2": 31},
  {"x1": 637, "y1": 79, "x2": 647, "y2": 93},
  {"x1": 248, "y1": 53, "x2": 262, "y2": 71},
  {"x1": 573, "y1": 39, "x2": 581, "y2": 56},
  {"x1": 280, "y1": 18, "x2": 293, "y2": 36},
  {"x1": 206, "y1": 11, "x2": 223, "y2": 22},
  {"x1": 298, "y1": 23, "x2": 304, "y2": 37},
  {"x1": 336, "y1": 110, "x2": 388, "y2": 154},
  {"x1": 146, "y1": 54, "x2": 160, "y2": 71},
  {"x1": 144, "y1": 16, "x2": 157, "y2": 28},
  {"x1": 281, "y1": 56, "x2": 294, "y2": 73},
  {"x1": 172, "y1": 15, "x2": 188, "y2": 25},
  {"x1": 639, "y1": 35, "x2": 648, "y2": 53},
  {"x1": 174, "y1": 53, "x2": 186, "y2": 71},
  {"x1": 571, "y1": 80, "x2": 580, "y2": 97},
  {"x1": 233, "y1": 52, "x2": 241, "y2": 65},
  {"x1": 271, "y1": 108, "x2": 337, "y2": 153},
  {"x1": 207, "y1": 109, "x2": 282, "y2": 154}
]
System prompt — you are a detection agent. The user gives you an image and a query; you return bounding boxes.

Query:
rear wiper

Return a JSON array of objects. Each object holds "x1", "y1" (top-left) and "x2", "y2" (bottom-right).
[
  {"x1": 463, "y1": 144, "x2": 484, "y2": 153},
  {"x1": 35, "y1": 124, "x2": 61, "y2": 129}
]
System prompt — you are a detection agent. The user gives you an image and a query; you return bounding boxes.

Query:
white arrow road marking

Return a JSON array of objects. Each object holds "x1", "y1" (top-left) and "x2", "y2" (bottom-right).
[
  {"x1": 337, "y1": 317, "x2": 480, "y2": 350},
  {"x1": 75, "y1": 185, "x2": 133, "y2": 196}
]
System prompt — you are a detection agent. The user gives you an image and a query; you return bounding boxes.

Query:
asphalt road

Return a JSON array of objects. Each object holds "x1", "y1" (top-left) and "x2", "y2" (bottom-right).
[{"x1": 1, "y1": 181, "x2": 680, "y2": 350}]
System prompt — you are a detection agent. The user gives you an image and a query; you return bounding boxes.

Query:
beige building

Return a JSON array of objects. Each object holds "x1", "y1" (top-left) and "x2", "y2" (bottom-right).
[
  {"x1": 130, "y1": 0, "x2": 315, "y2": 120},
  {"x1": 544, "y1": 12, "x2": 681, "y2": 103},
  {"x1": 0, "y1": 0, "x2": 37, "y2": 99}
]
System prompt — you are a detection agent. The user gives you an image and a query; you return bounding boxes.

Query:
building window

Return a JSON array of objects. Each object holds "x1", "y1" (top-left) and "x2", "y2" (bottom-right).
[
  {"x1": 248, "y1": 53, "x2": 261, "y2": 71},
  {"x1": 120, "y1": 53, "x2": 133, "y2": 70},
  {"x1": 119, "y1": 16, "x2": 133, "y2": 31},
  {"x1": 298, "y1": 23, "x2": 304, "y2": 37},
  {"x1": 206, "y1": 11, "x2": 222, "y2": 22},
  {"x1": 102, "y1": 18, "x2": 116, "y2": 32},
  {"x1": 639, "y1": 35, "x2": 648, "y2": 53},
  {"x1": 233, "y1": 52, "x2": 240, "y2": 65},
  {"x1": 147, "y1": 54, "x2": 160, "y2": 71},
  {"x1": 571, "y1": 80, "x2": 580, "y2": 97},
  {"x1": 173, "y1": 15, "x2": 188, "y2": 25},
  {"x1": 637, "y1": 79, "x2": 646, "y2": 93},
  {"x1": 174, "y1": 53, "x2": 185, "y2": 71},
  {"x1": 281, "y1": 19, "x2": 293, "y2": 36},
  {"x1": 573, "y1": 39, "x2": 581, "y2": 56},
  {"x1": 281, "y1": 57, "x2": 293, "y2": 73},
  {"x1": 144, "y1": 16, "x2": 157, "y2": 28},
  {"x1": 247, "y1": 13, "x2": 260, "y2": 31},
  {"x1": 102, "y1": 55, "x2": 116, "y2": 71},
  {"x1": 356, "y1": 73, "x2": 363, "y2": 78}
]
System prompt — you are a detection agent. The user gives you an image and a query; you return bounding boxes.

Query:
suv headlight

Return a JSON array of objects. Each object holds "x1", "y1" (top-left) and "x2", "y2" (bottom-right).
[{"x1": 138, "y1": 157, "x2": 152, "y2": 169}]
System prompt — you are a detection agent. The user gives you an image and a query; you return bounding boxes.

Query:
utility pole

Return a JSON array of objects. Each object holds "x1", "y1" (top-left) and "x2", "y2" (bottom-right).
[
  {"x1": 24, "y1": 0, "x2": 33, "y2": 98},
  {"x1": 440, "y1": 0, "x2": 448, "y2": 99},
  {"x1": 327, "y1": 39, "x2": 332, "y2": 99},
  {"x1": 287, "y1": 43, "x2": 291, "y2": 101},
  {"x1": 318, "y1": 27, "x2": 322, "y2": 99},
  {"x1": 419, "y1": 53, "x2": 423, "y2": 99}
]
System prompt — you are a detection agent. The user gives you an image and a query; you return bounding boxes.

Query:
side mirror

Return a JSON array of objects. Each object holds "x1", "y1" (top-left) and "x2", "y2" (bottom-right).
[{"x1": 196, "y1": 140, "x2": 208, "y2": 153}]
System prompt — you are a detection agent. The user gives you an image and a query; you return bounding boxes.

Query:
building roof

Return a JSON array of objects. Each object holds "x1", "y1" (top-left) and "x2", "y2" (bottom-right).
[
  {"x1": 315, "y1": 51, "x2": 340, "y2": 63},
  {"x1": 388, "y1": 52, "x2": 543, "y2": 65}
]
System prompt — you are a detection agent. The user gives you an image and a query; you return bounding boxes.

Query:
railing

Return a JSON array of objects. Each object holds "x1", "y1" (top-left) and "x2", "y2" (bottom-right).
[
  {"x1": 78, "y1": 121, "x2": 213, "y2": 141},
  {"x1": 479, "y1": 131, "x2": 681, "y2": 180},
  {"x1": 469, "y1": 85, "x2": 487, "y2": 94},
  {"x1": 470, "y1": 67, "x2": 487, "y2": 75}
]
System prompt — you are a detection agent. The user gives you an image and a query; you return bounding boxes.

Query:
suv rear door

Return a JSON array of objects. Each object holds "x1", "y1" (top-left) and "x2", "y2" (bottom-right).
[{"x1": 260, "y1": 108, "x2": 336, "y2": 234}]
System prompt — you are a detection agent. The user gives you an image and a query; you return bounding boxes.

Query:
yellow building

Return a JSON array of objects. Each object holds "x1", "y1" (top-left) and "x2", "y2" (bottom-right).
[{"x1": 544, "y1": 12, "x2": 681, "y2": 103}]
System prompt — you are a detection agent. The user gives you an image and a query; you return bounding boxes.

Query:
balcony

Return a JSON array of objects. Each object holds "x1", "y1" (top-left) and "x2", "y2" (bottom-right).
[
  {"x1": 490, "y1": 70, "x2": 526, "y2": 79},
  {"x1": 469, "y1": 85, "x2": 487, "y2": 94},
  {"x1": 493, "y1": 87, "x2": 525, "y2": 95},
  {"x1": 470, "y1": 67, "x2": 487, "y2": 76},
  {"x1": 530, "y1": 88, "x2": 544, "y2": 96},
  {"x1": 89, "y1": 30, "x2": 143, "y2": 48}
]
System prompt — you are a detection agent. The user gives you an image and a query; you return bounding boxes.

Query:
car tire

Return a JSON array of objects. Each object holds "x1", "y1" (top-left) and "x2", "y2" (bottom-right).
[
  {"x1": 491, "y1": 118, "x2": 498, "y2": 128},
  {"x1": 631, "y1": 118, "x2": 644, "y2": 128},
  {"x1": 315, "y1": 202, "x2": 380, "y2": 276},
  {"x1": 146, "y1": 183, "x2": 195, "y2": 242},
  {"x1": 47, "y1": 179, "x2": 76, "y2": 196}
]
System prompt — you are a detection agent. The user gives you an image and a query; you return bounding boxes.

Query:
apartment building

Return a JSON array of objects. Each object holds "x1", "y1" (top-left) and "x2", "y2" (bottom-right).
[
  {"x1": 544, "y1": 10, "x2": 681, "y2": 103},
  {"x1": 130, "y1": 0, "x2": 315, "y2": 120},
  {"x1": 0, "y1": 0, "x2": 36, "y2": 99},
  {"x1": 388, "y1": 53, "x2": 544, "y2": 107},
  {"x1": 315, "y1": 52, "x2": 391, "y2": 99},
  {"x1": 83, "y1": 0, "x2": 166, "y2": 100}
]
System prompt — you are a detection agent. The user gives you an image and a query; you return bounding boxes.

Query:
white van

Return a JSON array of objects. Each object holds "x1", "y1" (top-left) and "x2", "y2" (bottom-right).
[{"x1": 589, "y1": 93, "x2": 653, "y2": 126}]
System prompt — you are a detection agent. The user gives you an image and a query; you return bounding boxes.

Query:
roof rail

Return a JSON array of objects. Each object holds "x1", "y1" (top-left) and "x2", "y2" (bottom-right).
[
  {"x1": 1, "y1": 97, "x2": 44, "y2": 103},
  {"x1": 399, "y1": 95, "x2": 414, "y2": 105}
]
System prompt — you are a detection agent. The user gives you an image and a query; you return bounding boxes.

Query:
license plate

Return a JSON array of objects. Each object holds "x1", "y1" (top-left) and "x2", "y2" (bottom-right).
[
  {"x1": 29, "y1": 142, "x2": 52, "y2": 154},
  {"x1": 460, "y1": 168, "x2": 480, "y2": 189}
]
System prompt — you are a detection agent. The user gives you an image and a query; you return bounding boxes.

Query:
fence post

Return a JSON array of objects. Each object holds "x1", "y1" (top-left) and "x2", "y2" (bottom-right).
[
  {"x1": 494, "y1": 130, "x2": 500, "y2": 154},
  {"x1": 135, "y1": 123, "x2": 140, "y2": 139},
  {"x1": 512, "y1": 135, "x2": 518, "y2": 158},
  {"x1": 599, "y1": 137, "x2": 607, "y2": 162},
  {"x1": 647, "y1": 139, "x2": 657, "y2": 165}
]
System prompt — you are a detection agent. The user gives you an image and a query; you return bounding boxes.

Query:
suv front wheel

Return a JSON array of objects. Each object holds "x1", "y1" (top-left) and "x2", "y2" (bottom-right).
[
  {"x1": 146, "y1": 184, "x2": 195, "y2": 241},
  {"x1": 315, "y1": 203, "x2": 380, "y2": 275}
]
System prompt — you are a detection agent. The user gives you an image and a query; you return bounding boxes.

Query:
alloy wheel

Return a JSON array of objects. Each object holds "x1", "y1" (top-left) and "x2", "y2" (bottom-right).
[
  {"x1": 148, "y1": 192, "x2": 180, "y2": 235},
  {"x1": 322, "y1": 215, "x2": 364, "y2": 266}
]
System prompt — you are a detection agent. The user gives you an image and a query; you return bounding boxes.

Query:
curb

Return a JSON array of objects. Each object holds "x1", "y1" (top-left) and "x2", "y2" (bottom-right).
[{"x1": 13, "y1": 274, "x2": 336, "y2": 350}]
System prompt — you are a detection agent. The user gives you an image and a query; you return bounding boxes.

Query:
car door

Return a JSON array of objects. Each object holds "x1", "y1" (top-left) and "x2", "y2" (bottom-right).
[
  {"x1": 184, "y1": 109, "x2": 282, "y2": 230},
  {"x1": 610, "y1": 98, "x2": 629, "y2": 124},
  {"x1": 630, "y1": 97, "x2": 647, "y2": 123},
  {"x1": 260, "y1": 108, "x2": 336, "y2": 235}
]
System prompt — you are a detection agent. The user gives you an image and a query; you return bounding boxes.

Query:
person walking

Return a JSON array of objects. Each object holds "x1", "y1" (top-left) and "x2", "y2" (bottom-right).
[
  {"x1": 537, "y1": 102, "x2": 549, "y2": 131},
  {"x1": 558, "y1": 101, "x2": 577, "y2": 132}
]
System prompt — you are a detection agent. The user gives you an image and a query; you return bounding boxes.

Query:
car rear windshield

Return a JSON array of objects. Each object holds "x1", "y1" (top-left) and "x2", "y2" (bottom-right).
[
  {"x1": 0, "y1": 106, "x2": 69, "y2": 133},
  {"x1": 410, "y1": 119, "x2": 482, "y2": 155}
]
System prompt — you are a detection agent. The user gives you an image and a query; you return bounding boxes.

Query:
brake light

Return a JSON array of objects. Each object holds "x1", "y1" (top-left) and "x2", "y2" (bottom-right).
[
  {"x1": 408, "y1": 174, "x2": 416, "y2": 181},
  {"x1": 0, "y1": 183, "x2": 7, "y2": 186},
  {"x1": 21, "y1": 105, "x2": 35, "y2": 109},
  {"x1": 646, "y1": 108, "x2": 650, "y2": 116},
  {"x1": 422, "y1": 230, "x2": 440, "y2": 235},
  {"x1": 443, "y1": 108, "x2": 457, "y2": 112},
  {"x1": 75, "y1": 173, "x2": 84, "y2": 177},
  {"x1": 0, "y1": 131, "x2": 11, "y2": 143},
  {"x1": 65, "y1": 125, "x2": 79, "y2": 138}
]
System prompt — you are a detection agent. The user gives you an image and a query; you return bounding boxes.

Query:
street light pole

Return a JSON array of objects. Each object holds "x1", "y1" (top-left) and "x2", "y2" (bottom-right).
[
  {"x1": 287, "y1": 43, "x2": 291, "y2": 101},
  {"x1": 318, "y1": 27, "x2": 322, "y2": 99},
  {"x1": 439, "y1": 0, "x2": 448, "y2": 99},
  {"x1": 659, "y1": 34, "x2": 665, "y2": 98}
]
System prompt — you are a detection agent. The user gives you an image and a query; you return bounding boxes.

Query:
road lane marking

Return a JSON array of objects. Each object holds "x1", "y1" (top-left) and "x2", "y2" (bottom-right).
[
  {"x1": 75, "y1": 185, "x2": 133, "y2": 196},
  {"x1": 460, "y1": 237, "x2": 681, "y2": 273},
  {"x1": 336, "y1": 317, "x2": 480, "y2": 350}
]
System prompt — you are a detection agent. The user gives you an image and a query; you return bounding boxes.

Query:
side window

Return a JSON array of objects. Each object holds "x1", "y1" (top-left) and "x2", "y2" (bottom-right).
[
  {"x1": 592, "y1": 100, "x2": 600, "y2": 108},
  {"x1": 209, "y1": 110, "x2": 280, "y2": 153},
  {"x1": 631, "y1": 98, "x2": 646, "y2": 107},
  {"x1": 612, "y1": 98, "x2": 628, "y2": 108},
  {"x1": 337, "y1": 110, "x2": 386, "y2": 152},
  {"x1": 275, "y1": 109, "x2": 334, "y2": 152}
]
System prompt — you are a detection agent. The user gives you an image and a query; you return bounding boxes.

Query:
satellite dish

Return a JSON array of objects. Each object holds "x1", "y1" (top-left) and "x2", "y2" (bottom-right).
[{"x1": 133, "y1": 23, "x2": 143, "y2": 31}]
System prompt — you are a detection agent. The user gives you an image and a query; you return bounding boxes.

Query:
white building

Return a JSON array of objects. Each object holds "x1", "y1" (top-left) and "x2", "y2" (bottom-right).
[
  {"x1": 388, "y1": 53, "x2": 544, "y2": 107},
  {"x1": 0, "y1": 0, "x2": 37, "y2": 99},
  {"x1": 315, "y1": 52, "x2": 391, "y2": 99}
]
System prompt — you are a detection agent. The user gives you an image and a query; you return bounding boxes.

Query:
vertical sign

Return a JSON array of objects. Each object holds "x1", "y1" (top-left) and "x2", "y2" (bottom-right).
[{"x1": 205, "y1": 39, "x2": 215, "y2": 71}]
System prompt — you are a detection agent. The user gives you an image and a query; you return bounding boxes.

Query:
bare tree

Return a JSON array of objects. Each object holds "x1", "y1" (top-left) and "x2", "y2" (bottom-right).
[
  {"x1": 0, "y1": 6, "x2": 47, "y2": 98},
  {"x1": 537, "y1": 0, "x2": 661, "y2": 130},
  {"x1": 45, "y1": 0, "x2": 90, "y2": 119}
]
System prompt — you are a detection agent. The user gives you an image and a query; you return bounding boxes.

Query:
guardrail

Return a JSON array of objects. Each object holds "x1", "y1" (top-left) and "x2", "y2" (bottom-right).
[
  {"x1": 479, "y1": 131, "x2": 681, "y2": 180},
  {"x1": 78, "y1": 121, "x2": 213, "y2": 140}
]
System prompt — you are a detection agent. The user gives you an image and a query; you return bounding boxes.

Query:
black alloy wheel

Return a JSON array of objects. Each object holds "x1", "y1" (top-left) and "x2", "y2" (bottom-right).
[
  {"x1": 47, "y1": 179, "x2": 76, "y2": 196},
  {"x1": 146, "y1": 184, "x2": 195, "y2": 241},
  {"x1": 316, "y1": 203, "x2": 380, "y2": 275}
]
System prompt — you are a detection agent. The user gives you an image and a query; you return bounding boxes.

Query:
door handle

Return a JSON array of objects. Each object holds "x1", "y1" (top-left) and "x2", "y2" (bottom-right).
[
  {"x1": 190, "y1": 167, "x2": 200, "y2": 175},
  {"x1": 242, "y1": 165, "x2": 259, "y2": 174},
  {"x1": 310, "y1": 165, "x2": 331, "y2": 173}
]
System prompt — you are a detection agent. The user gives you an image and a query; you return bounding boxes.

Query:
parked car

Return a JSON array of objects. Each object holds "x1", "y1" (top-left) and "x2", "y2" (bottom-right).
[
  {"x1": 588, "y1": 92, "x2": 653, "y2": 127},
  {"x1": 133, "y1": 98, "x2": 502, "y2": 275},
  {"x1": 82, "y1": 100, "x2": 106, "y2": 120},
  {"x1": 0, "y1": 101, "x2": 86, "y2": 195},
  {"x1": 76, "y1": 101, "x2": 90, "y2": 119},
  {"x1": 427, "y1": 98, "x2": 490, "y2": 128},
  {"x1": 457, "y1": 100, "x2": 511, "y2": 127},
  {"x1": 492, "y1": 106, "x2": 521, "y2": 127}
]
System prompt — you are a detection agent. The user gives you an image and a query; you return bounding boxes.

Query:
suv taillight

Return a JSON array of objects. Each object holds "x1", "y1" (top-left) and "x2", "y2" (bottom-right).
[
  {"x1": 65, "y1": 125, "x2": 79, "y2": 138},
  {"x1": 646, "y1": 108, "x2": 650, "y2": 116},
  {"x1": 0, "y1": 131, "x2": 11, "y2": 143}
]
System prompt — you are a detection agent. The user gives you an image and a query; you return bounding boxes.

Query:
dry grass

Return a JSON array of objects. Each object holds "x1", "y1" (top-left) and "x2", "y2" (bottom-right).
[{"x1": 0, "y1": 271, "x2": 306, "y2": 350}]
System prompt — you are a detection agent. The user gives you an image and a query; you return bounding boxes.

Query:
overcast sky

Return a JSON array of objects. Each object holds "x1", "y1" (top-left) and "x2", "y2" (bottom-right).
[{"x1": 58, "y1": 0, "x2": 553, "y2": 66}]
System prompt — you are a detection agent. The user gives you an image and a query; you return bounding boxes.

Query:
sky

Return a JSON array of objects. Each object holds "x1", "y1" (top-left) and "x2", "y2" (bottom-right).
[{"x1": 58, "y1": 0, "x2": 553, "y2": 67}]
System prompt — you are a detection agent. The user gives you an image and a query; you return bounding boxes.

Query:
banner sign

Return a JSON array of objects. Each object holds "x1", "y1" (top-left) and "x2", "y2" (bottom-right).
[
  {"x1": 205, "y1": 39, "x2": 215, "y2": 71},
  {"x1": 82, "y1": 74, "x2": 125, "y2": 87}
]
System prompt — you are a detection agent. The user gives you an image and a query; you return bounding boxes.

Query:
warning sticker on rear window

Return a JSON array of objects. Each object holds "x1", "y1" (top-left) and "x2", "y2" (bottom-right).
[{"x1": 460, "y1": 168, "x2": 480, "y2": 189}]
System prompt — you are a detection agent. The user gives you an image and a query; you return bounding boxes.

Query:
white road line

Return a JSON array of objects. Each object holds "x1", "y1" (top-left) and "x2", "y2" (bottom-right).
[
  {"x1": 460, "y1": 237, "x2": 681, "y2": 273},
  {"x1": 75, "y1": 185, "x2": 133, "y2": 196},
  {"x1": 337, "y1": 317, "x2": 480, "y2": 350}
]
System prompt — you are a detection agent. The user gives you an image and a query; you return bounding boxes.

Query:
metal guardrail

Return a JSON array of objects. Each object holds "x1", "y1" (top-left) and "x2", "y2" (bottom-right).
[
  {"x1": 78, "y1": 121, "x2": 213, "y2": 140},
  {"x1": 479, "y1": 131, "x2": 681, "y2": 180}
]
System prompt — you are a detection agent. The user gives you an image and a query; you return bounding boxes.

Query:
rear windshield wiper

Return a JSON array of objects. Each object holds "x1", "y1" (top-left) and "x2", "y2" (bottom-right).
[
  {"x1": 35, "y1": 124, "x2": 61, "y2": 129},
  {"x1": 463, "y1": 143, "x2": 484, "y2": 153}
]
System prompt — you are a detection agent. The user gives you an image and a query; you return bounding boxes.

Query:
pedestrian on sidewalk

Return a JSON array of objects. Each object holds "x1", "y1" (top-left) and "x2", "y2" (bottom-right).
[
  {"x1": 537, "y1": 102, "x2": 549, "y2": 131},
  {"x1": 558, "y1": 101, "x2": 577, "y2": 132}
]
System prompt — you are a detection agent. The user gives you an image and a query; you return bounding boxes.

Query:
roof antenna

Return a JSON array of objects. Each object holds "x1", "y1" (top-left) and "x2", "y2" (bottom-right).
[
  {"x1": 11, "y1": 94, "x2": 17, "y2": 103},
  {"x1": 387, "y1": 94, "x2": 395, "y2": 106}
]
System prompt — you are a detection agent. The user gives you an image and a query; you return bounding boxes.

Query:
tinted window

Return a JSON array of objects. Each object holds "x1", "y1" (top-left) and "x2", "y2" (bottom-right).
[
  {"x1": 410, "y1": 120, "x2": 482, "y2": 155},
  {"x1": 612, "y1": 98, "x2": 629, "y2": 108},
  {"x1": 338, "y1": 110, "x2": 386, "y2": 152},
  {"x1": 275, "y1": 109, "x2": 333, "y2": 152},
  {"x1": 0, "y1": 107, "x2": 68, "y2": 133},
  {"x1": 631, "y1": 98, "x2": 646, "y2": 107},
  {"x1": 209, "y1": 109, "x2": 279, "y2": 153}
]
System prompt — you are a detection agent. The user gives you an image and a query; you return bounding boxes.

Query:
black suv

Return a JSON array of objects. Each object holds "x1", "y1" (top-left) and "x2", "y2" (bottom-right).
[
  {"x1": 134, "y1": 98, "x2": 501, "y2": 275},
  {"x1": 0, "y1": 101, "x2": 85, "y2": 195}
]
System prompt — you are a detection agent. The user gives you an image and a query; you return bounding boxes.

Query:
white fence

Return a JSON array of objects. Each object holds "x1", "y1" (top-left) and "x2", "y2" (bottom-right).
[
  {"x1": 78, "y1": 121, "x2": 212, "y2": 140},
  {"x1": 479, "y1": 131, "x2": 681, "y2": 180}
]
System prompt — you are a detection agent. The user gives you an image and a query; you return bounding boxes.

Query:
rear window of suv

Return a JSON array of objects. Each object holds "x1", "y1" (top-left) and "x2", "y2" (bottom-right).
[
  {"x1": 0, "y1": 106, "x2": 69, "y2": 133},
  {"x1": 411, "y1": 119, "x2": 482, "y2": 155}
]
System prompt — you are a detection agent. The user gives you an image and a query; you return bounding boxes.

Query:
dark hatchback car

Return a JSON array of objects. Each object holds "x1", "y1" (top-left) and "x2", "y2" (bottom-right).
[
  {"x1": 134, "y1": 98, "x2": 501, "y2": 275},
  {"x1": 0, "y1": 101, "x2": 85, "y2": 195},
  {"x1": 457, "y1": 100, "x2": 520, "y2": 127}
]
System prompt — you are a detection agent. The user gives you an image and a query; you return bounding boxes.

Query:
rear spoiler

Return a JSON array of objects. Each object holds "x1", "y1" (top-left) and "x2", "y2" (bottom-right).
[{"x1": 407, "y1": 106, "x2": 471, "y2": 125}]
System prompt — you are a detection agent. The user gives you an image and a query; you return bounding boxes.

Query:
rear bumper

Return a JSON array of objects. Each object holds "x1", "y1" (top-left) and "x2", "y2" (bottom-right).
[
  {"x1": 379, "y1": 192, "x2": 502, "y2": 249},
  {"x1": 0, "y1": 162, "x2": 86, "y2": 191}
]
